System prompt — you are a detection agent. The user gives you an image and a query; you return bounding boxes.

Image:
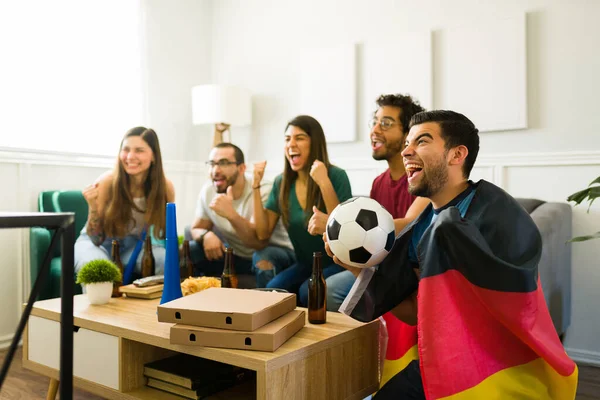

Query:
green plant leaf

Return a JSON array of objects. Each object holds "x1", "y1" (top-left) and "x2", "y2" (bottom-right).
[
  {"x1": 568, "y1": 231, "x2": 600, "y2": 242},
  {"x1": 588, "y1": 175, "x2": 600, "y2": 187},
  {"x1": 76, "y1": 259, "x2": 122, "y2": 285},
  {"x1": 567, "y1": 188, "x2": 591, "y2": 205}
]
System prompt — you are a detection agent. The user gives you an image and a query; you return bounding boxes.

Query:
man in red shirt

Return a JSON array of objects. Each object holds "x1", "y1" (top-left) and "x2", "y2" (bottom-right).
[
  {"x1": 307, "y1": 95, "x2": 428, "y2": 388},
  {"x1": 367, "y1": 94, "x2": 429, "y2": 388}
]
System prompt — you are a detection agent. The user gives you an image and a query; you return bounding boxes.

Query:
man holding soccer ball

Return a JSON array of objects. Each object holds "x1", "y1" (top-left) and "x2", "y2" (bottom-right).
[{"x1": 325, "y1": 110, "x2": 577, "y2": 399}]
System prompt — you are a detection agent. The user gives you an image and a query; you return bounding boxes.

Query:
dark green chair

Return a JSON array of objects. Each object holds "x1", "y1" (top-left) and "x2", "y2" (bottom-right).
[{"x1": 29, "y1": 191, "x2": 88, "y2": 299}]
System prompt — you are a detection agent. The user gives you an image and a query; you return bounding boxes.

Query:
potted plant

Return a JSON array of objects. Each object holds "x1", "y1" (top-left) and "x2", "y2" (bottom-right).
[
  {"x1": 76, "y1": 259, "x2": 122, "y2": 305},
  {"x1": 567, "y1": 175, "x2": 600, "y2": 242}
]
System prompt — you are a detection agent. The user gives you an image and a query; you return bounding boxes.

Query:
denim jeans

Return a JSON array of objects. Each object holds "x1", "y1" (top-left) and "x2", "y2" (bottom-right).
[
  {"x1": 188, "y1": 240, "x2": 253, "y2": 276},
  {"x1": 298, "y1": 266, "x2": 354, "y2": 311},
  {"x1": 252, "y1": 246, "x2": 296, "y2": 288}
]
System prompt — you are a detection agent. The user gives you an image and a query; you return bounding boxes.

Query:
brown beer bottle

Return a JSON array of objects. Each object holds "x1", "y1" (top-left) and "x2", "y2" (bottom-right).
[
  {"x1": 179, "y1": 240, "x2": 194, "y2": 280},
  {"x1": 221, "y1": 247, "x2": 238, "y2": 288},
  {"x1": 141, "y1": 234, "x2": 155, "y2": 278},
  {"x1": 111, "y1": 240, "x2": 123, "y2": 297},
  {"x1": 308, "y1": 251, "x2": 327, "y2": 324}
]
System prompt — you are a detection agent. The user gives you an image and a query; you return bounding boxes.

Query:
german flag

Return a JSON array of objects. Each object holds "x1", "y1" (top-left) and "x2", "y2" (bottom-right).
[
  {"x1": 419, "y1": 271, "x2": 577, "y2": 399},
  {"x1": 342, "y1": 181, "x2": 578, "y2": 399},
  {"x1": 414, "y1": 193, "x2": 578, "y2": 399},
  {"x1": 380, "y1": 312, "x2": 418, "y2": 387}
]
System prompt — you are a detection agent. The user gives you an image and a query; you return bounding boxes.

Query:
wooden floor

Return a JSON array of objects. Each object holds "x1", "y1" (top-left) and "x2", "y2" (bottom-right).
[{"x1": 0, "y1": 347, "x2": 599, "y2": 399}]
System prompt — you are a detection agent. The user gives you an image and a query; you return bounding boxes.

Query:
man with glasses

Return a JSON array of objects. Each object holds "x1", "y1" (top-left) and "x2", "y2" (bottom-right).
[
  {"x1": 307, "y1": 94, "x2": 430, "y2": 389},
  {"x1": 190, "y1": 143, "x2": 294, "y2": 281}
]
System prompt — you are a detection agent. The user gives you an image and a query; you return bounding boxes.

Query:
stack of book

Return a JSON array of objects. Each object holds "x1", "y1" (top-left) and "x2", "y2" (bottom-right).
[
  {"x1": 143, "y1": 353, "x2": 254, "y2": 399},
  {"x1": 157, "y1": 287, "x2": 306, "y2": 352}
]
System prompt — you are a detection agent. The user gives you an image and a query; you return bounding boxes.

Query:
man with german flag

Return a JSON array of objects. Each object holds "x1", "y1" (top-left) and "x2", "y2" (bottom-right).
[{"x1": 328, "y1": 110, "x2": 578, "y2": 399}]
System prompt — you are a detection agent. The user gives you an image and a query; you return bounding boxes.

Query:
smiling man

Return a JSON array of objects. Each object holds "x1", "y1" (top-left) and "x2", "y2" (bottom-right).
[
  {"x1": 333, "y1": 110, "x2": 578, "y2": 399},
  {"x1": 189, "y1": 143, "x2": 293, "y2": 280}
]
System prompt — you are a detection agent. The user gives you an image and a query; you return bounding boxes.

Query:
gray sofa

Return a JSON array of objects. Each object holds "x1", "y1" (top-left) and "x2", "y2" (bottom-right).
[{"x1": 516, "y1": 199, "x2": 572, "y2": 338}]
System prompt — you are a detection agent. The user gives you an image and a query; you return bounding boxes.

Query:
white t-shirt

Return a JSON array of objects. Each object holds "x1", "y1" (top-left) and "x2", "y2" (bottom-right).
[{"x1": 195, "y1": 174, "x2": 293, "y2": 259}]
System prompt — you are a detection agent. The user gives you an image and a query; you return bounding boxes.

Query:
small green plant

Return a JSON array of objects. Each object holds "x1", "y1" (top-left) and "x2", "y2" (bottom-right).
[
  {"x1": 567, "y1": 175, "x2": 600, "y2": 242},
  {"x1": 178, "y1": 235, "x2": 184, "y2": 247},
  {"x1": 76, "y1": 259, "x2": 122, "y2": 285}
]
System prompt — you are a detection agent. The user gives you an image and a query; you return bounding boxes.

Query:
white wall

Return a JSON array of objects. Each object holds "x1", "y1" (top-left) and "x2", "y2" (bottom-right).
[
  {"x1": 209, "y1": 0, "x2": 600, "y2": 363},
  {"x1": 142, "y1": 0, "x2": 215, "y2": 162},
  {"x1": 210, "y1": 0, "x2": 600, "y2": 162}
]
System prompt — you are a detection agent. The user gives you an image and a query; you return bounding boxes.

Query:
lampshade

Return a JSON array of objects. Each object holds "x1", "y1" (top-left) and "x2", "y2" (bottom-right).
[{"x1": 191, "y1": 84, "x2": 252, "y2": 126}]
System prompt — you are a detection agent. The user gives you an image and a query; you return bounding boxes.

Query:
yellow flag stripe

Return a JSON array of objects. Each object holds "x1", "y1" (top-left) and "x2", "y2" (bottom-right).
[
  {"x1": 440, "y1": 357, "x2": 578, "y2": 400},
  {"x1": 380, "y1": 345, "x2": 419, "y2": 388}
]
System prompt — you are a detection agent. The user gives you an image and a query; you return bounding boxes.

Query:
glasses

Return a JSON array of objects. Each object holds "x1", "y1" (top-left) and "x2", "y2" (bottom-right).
[
  {"x1": 369, "y1": 118, "x2": 399, "y2": 131},
  {"x1": 205, "y1": 160, "x2": 240, "y2": 168}
]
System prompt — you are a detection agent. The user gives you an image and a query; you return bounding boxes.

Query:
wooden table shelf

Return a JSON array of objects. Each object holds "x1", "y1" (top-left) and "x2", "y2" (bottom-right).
[{"x1": 23, "y1": 294, "x2": 379, "y2": 399}]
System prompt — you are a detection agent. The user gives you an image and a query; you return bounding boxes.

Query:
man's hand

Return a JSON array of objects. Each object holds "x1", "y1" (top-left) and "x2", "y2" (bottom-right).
[
  {"x1": 308, "y1": 206, "x2": 328, "y2": 236},
  {"x1": 323, "y1": 233, "x2": 362, "y2": 277},
  {"x1": 83, "y1": 183, "x2": 100, "y2": 211},
  {"x1": 253, "y1": 161, "x2": 267, "y2": 188},
  {"x1": 309, "y1": 160, "x2": 329, "y2": 187},
  {"x1": 210, "y1": 186, "x2": 236, "y2": 220},
  {"x1": 203, "y1": 231, "x2": 225, "y2": 260}
]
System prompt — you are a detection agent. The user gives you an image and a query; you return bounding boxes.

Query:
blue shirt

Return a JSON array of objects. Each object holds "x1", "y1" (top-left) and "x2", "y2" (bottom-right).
[{"x1": 408, "y1": 184, "x2": 476, "y2": 264}]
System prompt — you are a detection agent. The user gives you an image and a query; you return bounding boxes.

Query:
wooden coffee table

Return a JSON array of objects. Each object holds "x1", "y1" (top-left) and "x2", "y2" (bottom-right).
[{"x1": 23, "y1": 295, "x2": 380, "y2": 399}]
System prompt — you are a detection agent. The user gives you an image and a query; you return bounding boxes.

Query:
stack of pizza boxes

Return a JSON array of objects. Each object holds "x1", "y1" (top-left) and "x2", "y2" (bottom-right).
[{"x1": 157, "y1": 287, "x2": 305, "y2": 351}]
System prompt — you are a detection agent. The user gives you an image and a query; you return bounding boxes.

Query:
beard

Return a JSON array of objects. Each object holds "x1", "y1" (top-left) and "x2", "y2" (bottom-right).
[
  {"x1": 408, "y1": 155, "x2": 449, "y2": 198},
  {"x1": 372, "y1": 139, "x2": 403, "y2": 161},
  {"x1": 214, "y1": 170, "x2": 239, "y2": 194}
]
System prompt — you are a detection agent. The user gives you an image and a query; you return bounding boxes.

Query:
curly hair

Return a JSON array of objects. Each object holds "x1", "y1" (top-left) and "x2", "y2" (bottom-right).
[{"x1": 375, "y1": 94, "x2": 425, "y2": 134}]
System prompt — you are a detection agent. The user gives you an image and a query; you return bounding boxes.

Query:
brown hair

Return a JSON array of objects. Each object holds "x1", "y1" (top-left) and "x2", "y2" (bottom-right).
[
  {"x1": 104, "y1": 127, "x2": 168, "y2": 239},
  {"x1": 279, "y1": 115, "x2": 331, "y2": 227}
]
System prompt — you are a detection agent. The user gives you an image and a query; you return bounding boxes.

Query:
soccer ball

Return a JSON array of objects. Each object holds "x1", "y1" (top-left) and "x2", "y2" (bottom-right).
[{"x1": 326, "y1": 197, "x2": 395, "y2": 269}]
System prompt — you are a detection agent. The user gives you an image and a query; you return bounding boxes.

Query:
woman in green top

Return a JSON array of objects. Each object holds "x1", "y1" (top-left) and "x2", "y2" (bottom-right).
[{"x1": 252, "y1": 115, "x2": 352, "y2": 297}]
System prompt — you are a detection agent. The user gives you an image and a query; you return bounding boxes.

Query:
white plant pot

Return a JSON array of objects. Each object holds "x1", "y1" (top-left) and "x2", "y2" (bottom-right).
[{"x1": 85, "y1": 282, "x2": 113, "y2": 305}]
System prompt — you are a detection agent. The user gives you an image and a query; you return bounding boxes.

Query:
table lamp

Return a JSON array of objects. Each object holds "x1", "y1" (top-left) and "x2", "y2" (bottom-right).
[{"x1": 191, "y1": 84, "x2": 252, "y2": 146}]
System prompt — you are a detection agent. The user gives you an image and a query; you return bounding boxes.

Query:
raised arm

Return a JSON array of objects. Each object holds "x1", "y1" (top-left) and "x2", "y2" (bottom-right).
[
  {"x1": 309, "y1": 161, "x2": 341, "y2": 213},
  {"x1": 84, "y1": 171, "x2": 113, "y2": 246},
  {"x1": 252, "y1": 161, "x2": 280, "y2": 241}
]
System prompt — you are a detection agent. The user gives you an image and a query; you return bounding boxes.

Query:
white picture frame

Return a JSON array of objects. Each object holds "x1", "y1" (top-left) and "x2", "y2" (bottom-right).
[
  {"x1": 299, "y1": 44, "x2": 357, "y2": 143},
  {"x1": 434, "y1": 13, "x2": 528, "y2": 132}
]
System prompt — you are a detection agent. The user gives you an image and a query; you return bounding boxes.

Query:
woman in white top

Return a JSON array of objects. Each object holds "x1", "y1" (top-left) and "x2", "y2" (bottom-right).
[{"x1": 74, "y1": 127, "x2": 175, "y2": 281}]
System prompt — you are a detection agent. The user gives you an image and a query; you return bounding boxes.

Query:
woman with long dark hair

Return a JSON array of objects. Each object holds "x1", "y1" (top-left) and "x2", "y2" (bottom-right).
[
  {"x1": 74, "y1": 127, "x2": 175, "y2": 281},
  {"x1": 253, "y1": 115, "x2": 352, "y2": 298}
]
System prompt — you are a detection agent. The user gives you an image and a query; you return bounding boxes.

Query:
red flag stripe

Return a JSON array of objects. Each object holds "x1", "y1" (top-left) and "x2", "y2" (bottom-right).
[{"x1": 418, "y1": 269, "x2": 576, "y2": 399}]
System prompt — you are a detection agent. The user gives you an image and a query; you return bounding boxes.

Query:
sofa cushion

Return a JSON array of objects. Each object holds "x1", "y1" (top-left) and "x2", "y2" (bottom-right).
[{"x1": 515, "y1": 198, "x2": 545, "y2": 214}]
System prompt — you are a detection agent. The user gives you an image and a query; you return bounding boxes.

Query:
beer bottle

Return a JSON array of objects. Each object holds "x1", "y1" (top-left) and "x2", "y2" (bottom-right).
[
  {"x1": 111, "y1": 240, "x2": 123, "y2": 297},
  {"x1": 141, "y1": 234, "x2": 155, "y2": 278},
  {"x1": 179, "y1": 240, "x2": 194, "y2": 280},
  {"x1": 221, "y1": 247, "x2": 238, "y2": 288},
  {"x1": 308, "y1": 251, "x2": 327, "y2": 324}
]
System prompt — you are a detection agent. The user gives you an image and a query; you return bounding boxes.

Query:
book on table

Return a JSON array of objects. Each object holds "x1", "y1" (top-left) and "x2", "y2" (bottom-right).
[{"x1": 143, "y1": 353, "x2": 254, "y2": 398}]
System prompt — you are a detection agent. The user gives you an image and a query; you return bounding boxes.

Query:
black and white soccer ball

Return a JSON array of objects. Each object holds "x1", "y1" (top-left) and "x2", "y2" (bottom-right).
[{"x1": 326, "y1": 197, "x2": 395, "y2": 269}]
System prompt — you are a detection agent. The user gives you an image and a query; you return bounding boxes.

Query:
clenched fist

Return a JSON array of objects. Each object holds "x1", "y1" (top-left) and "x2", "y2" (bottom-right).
[
  {"x1": 253, "y1": 161, "x2": 267, "y2": 188},
  {"x1": 83, "y1": 183, "x2": 100, "y2": 211},
  {"x1": 309, "y1": 160, "x2": 329, "y2": 187}
]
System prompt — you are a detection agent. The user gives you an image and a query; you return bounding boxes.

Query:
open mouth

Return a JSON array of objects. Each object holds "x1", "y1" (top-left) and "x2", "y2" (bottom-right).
[
  {"x1": 371, "y1": 139, "x2": 384, "y2": 151},
  {"x1": 405, "y1": 163, "x2": 423, "y2": 182},
  {"x1": 213, "y1": 177, "x2": 226, "y2": 186},
  {"x1": 289, "y1": 153, "x2": 301, "y2": 167}
]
